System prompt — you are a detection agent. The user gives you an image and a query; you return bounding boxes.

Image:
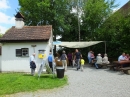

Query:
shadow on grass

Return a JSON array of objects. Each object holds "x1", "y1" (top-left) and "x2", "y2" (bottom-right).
[{"x1": 38, "y1": 75, "x2": 51, "y2": 78}]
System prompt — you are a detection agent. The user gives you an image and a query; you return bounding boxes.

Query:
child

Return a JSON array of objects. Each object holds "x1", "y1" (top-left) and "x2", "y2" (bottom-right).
[{"x1": 80, "y1": 57, "x2": 85, "y2": 71}]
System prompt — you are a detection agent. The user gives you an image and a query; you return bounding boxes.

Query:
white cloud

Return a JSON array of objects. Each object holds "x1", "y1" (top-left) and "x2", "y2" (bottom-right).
[
  {"x1": 0, "y1": 0, "x2": 14, "y2": 34},
  {"x1": 0, "y1": 12, "x2": 15, "y2": 24},
  {"x1": 0, "y1": 25, "x2": 8, "y2": 34},
  {"x1": 0, "y1": 0, "x2": 10, "y2": 9}
]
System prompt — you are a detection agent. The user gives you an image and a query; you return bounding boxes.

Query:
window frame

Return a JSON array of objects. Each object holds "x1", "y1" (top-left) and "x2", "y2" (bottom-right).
[
  {"x1": 21, "y1": 48, "x2": 29, "y2": 57},
  {"x1": 16, "y1": 48, "x2": 29, "y2": 57}
]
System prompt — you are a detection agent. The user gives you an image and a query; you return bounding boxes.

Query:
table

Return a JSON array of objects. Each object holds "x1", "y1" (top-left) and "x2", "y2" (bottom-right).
[{"x1": 112, "y1": 60, "x2": 130, "y2": 70}]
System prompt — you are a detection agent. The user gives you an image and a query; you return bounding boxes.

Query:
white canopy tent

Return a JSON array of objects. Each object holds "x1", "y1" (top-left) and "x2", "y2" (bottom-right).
[
  {"x1": 53, "y1": 41, "x2": 104, "y2": 48},
  {"x1": 51, "y1": 41, "x2": 106, "y2": 78}
]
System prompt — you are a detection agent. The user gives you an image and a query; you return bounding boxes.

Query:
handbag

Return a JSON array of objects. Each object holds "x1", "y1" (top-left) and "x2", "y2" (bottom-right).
[{"x1": 31, "y1": 61, "x2": 36, "y2": 69}]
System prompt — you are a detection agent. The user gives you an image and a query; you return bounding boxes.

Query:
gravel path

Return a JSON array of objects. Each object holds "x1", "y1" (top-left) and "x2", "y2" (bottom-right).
[{"x1": 5, "y1": 65, "x2": 130, "y2": 97}]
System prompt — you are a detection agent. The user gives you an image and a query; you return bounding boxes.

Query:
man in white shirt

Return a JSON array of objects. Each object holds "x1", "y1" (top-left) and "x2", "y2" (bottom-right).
[
  {"x1": 30, "y1": 53, "x2": 36, "y2": 76},
  {"x1": 95, "y1": 54, "x2": 102, "y2": 69},
  {"x1": 118, "y1": 53, "x2": 127, "y2": 61},
  {"x1": 118, "y1": 53, "x2": 128, "y2": 67}
]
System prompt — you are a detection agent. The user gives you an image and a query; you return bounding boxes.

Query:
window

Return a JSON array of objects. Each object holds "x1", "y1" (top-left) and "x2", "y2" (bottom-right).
[
  {"x1": 16, "y1": 48, "x2": 29, "y2": 57},
  {"x1": 22, "y1": 48, "x2": 29, "y2": 56}
]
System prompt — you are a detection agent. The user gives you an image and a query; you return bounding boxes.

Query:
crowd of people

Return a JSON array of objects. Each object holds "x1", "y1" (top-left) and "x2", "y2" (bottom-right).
[
  {"x1": 88, "y1": 51, "x2": 110, "y2": 69},
  {"x1": 118, "y1": 53, "x2": 130, "y2": 61},
  {"x1": 60, "y1": 49, "x2": 84, "y2": 71},
  {"x1": 29, "y1": 50, "x2": 130, "y2": 76},
  {"x1": 54, "y1": 49, "x2": 110, "y2": 71},
  {"x1": 118, "y1": 52, "x2": 130, "y2": 67}
]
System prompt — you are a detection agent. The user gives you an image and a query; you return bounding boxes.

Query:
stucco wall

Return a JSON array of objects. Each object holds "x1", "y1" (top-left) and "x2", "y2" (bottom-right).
[
  {"x1": 1, "y1": 41, "x2": 51, "y2": 72},
  {"x1": 0, "y1": 56, "x2": 1, "y2": 72}
]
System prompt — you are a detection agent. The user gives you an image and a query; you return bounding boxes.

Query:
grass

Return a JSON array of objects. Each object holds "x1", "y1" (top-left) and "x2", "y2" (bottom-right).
[{"x1": 0, "y1": 73, "x2": 68, "y2": 96}]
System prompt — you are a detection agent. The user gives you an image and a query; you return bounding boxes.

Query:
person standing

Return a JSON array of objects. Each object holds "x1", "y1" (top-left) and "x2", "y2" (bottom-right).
[
  {"x1": 88, "y1": 50, "x2": 92, "y2": 64},
  {"x1": 48, "y1": 52, "x2": 53, "y2": 72},
  {"x1": 80, "y1": 57, "x2": 85, "y2": 71},
  {"x1": 61, "y1": 50, "x2": 67, "y2": 71},
  {"x1": 30, "y1": 53, "x2": 36, "y2": 76},
  {"x1": 72, "y1": 52, "x2": 76, "y2": 67},
  {"x1": 91, "y1": 51, "x2": 95, "y2": 63},
  {"x1": 67, "y1": 52, "x2": 72, "y2": 66},
  {"x1": 74, "y1": 49, "x2": 82, "y2": 71}
]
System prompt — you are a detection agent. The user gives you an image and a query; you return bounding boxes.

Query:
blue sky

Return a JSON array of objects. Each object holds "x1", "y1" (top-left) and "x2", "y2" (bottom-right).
[{"x1": 0, "y1": 0, "x2": 129, "y2": 34}]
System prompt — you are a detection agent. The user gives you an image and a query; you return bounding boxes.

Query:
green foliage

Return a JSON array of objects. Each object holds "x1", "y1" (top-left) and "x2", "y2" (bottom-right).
[
  {"x1": 45, "y1": 64, "x2": 52, "y2": 74},
  {"x1": 82, "y1": 0, "x2": 117, "y2": 40},
  {"x1": 0, "y1": 73, "x2": 68, "y2": 96},
  {"x1": 0, "y1": 33, "x2": 3, "y2": 38},
  {"x1": 99, "y1": 6, "x2": 130, "y2": 57},
  {"x1": 18, "y1": 0, "x2": 71, "y2": 37},
  {"x1": 18, "y1": 0, "x2": 130, "y2": 58}
]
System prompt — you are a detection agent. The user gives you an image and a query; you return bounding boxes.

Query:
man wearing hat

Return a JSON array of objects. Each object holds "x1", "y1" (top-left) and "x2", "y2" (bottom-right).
[
  {"x1": 102, "y1": 54, "x2": 110, "y2": 64},
  {"x1": 95, "y1": 53, "x2": 102, "y2": 69}
]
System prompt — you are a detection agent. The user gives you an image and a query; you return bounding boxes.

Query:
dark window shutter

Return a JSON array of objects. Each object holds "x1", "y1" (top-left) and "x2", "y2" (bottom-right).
[{"x1": 16, "y1": 49, "x2": 22, "y2": 57}]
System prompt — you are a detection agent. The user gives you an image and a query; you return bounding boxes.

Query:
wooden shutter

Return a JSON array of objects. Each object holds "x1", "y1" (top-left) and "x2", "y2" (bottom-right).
[{"x1": 16, "y1": 49, "x2": 22, "y2": 57}]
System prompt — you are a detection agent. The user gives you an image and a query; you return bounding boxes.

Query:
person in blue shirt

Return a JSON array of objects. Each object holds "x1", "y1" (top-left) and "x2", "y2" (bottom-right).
[
  {"x1": 118, "y1": 53, "x2": 127, "y2": 61},
  {"x1": 118, "y1": 52, "x2": 127, "y2": 67},
  {"x1": 48, "y1": 52, "x2": 53, "y2": 71}
]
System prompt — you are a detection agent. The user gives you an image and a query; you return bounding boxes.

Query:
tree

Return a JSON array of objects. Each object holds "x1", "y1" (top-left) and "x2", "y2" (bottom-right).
[
  {"x1": 0, "y1": 33, "x2": 3, "y2": 38},
  {"x1": 99, "y1": 10, "x2": 130, "y2": 57},
  {"x1": 82, "y1": 0, "x2": 117, "y2": 41},
  {"x1": 18, "y1": 0, "x2": 72, "y2": 53}
]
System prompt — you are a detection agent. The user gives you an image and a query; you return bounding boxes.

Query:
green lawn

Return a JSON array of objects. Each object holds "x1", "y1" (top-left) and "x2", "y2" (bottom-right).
[{"x1": 0, "y1": 73, "x2": 68, "y2": 96}]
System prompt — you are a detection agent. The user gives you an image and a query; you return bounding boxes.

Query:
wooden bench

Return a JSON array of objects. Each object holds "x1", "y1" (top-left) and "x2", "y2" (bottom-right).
[
  {"x1": 91, "y1": 63, "x2": 110, "y2": 69},
  {"x1": 120, "y1": 67, "x2": 130, "y2": 74},
  {"x1": 107, "y1": 64, "x2": 116, "y2": 70},
  {"x1": 99, "y1": 63, "x2": 109, "y2": 69}
]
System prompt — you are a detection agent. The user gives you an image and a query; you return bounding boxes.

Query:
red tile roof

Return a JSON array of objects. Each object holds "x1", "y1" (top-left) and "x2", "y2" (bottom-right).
[
  {"x1": 0, "y1": 25, "x2": 52, "y2": 42},
  {"x1": 117, "y1": 1, "x2": 130, "y2": 15}
]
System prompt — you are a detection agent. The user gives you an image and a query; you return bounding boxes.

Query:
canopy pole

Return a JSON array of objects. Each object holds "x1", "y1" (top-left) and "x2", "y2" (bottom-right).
[{"x1": 104, "y1": 41, "x2": 106, "y2": 54}]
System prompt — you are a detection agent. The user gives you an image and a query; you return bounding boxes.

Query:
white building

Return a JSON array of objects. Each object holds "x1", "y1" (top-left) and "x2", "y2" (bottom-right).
[{"x1": 0, "y1": 12, "x2": 52, "y2": 72}]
